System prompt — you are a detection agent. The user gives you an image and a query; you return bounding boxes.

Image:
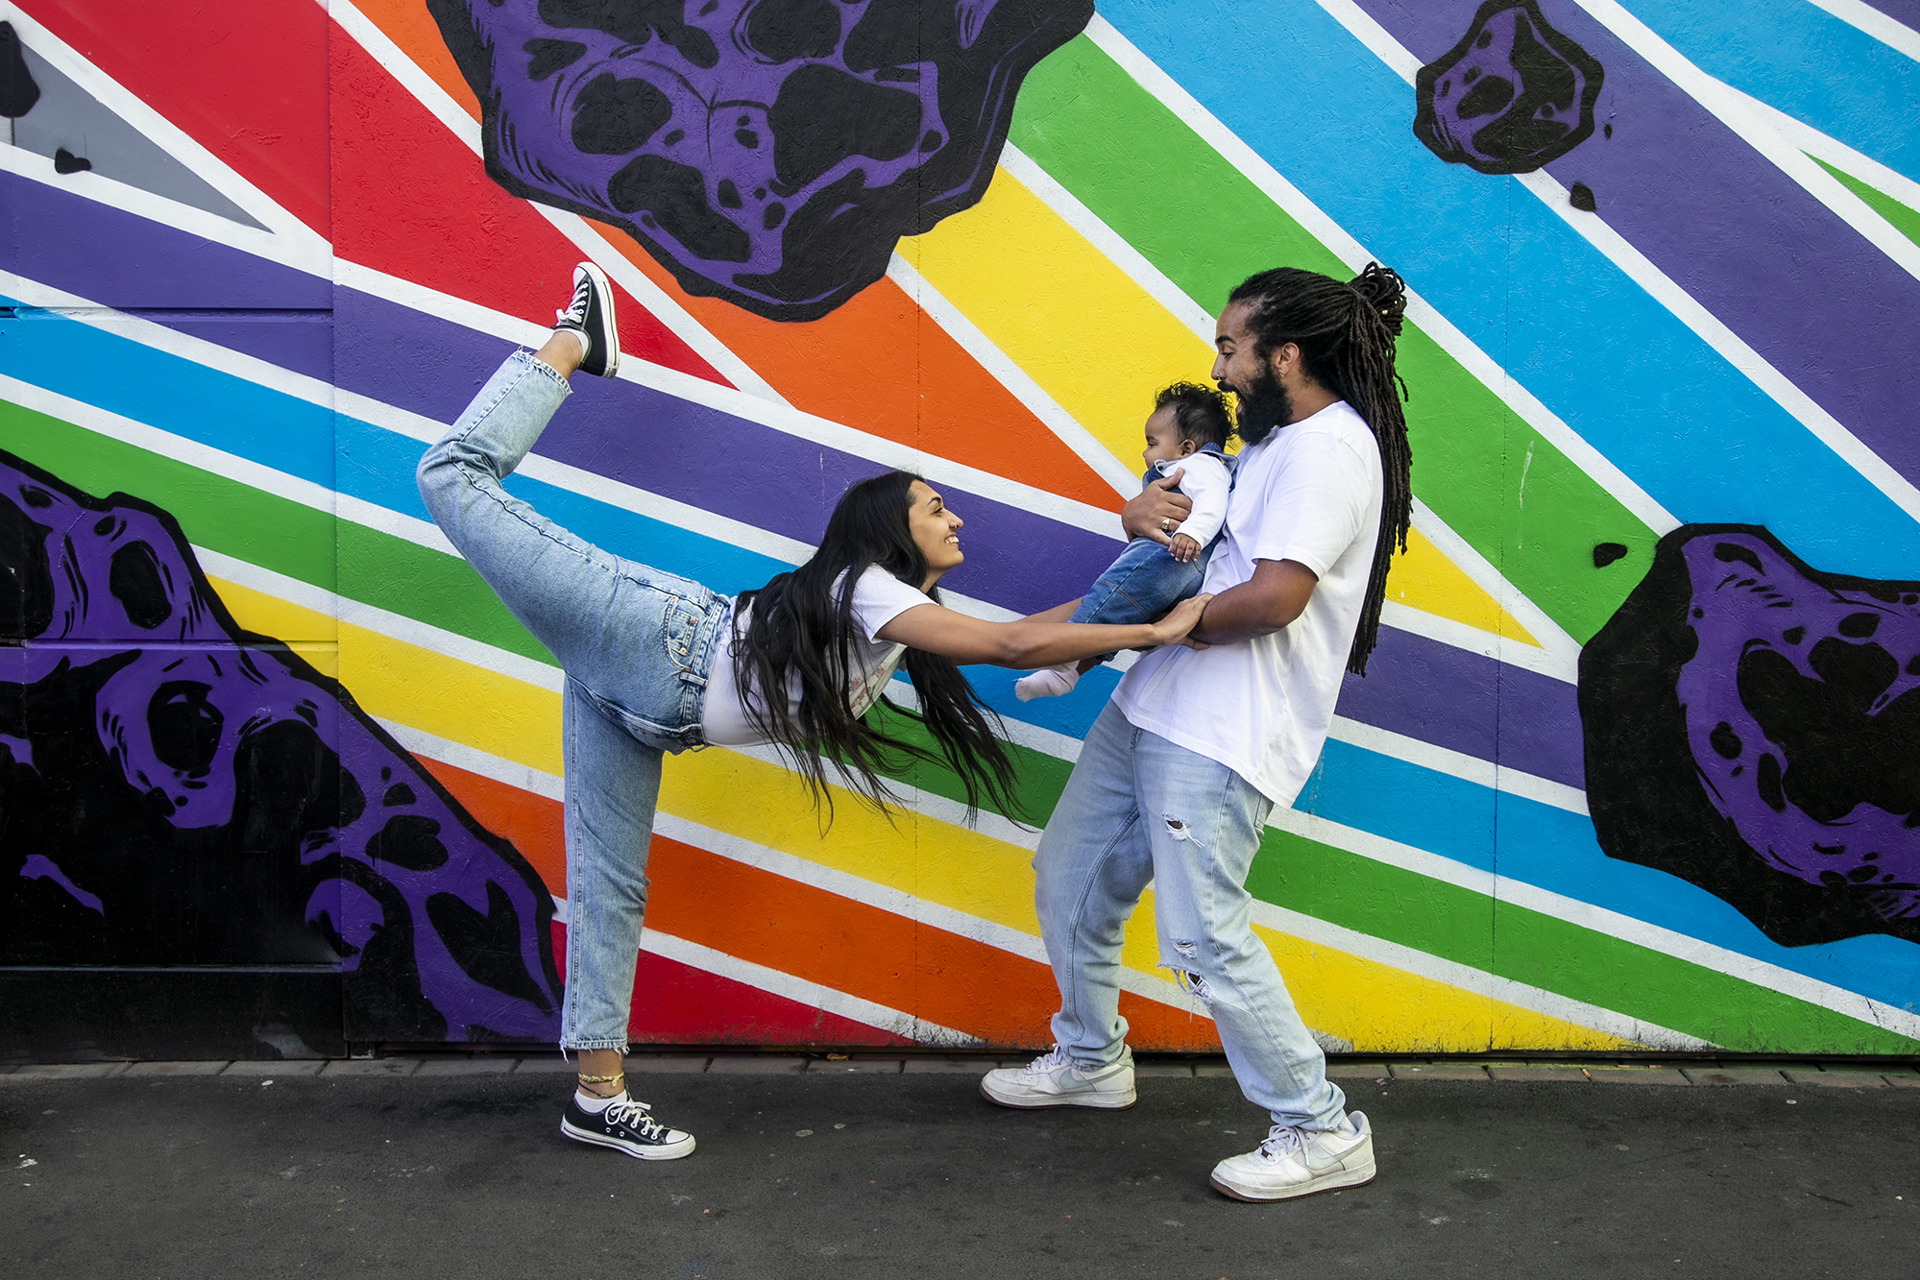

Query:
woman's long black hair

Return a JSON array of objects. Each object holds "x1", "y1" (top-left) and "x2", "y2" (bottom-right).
[
  {"x1": 730, "y1": 471, "x2": 1020, "y2": 824},
  {"x1": 1227, "y1": 262, "x2": 1412, "y2": 676}
]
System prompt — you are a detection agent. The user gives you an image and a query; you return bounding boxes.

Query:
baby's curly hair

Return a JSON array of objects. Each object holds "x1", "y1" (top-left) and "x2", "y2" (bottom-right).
[{"x1": 1154, "y1": 381, "x2": 1233, "y2": 449}]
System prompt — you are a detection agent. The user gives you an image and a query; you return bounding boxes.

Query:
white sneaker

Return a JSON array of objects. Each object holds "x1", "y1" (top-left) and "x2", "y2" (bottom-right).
[
  {"x1": 1014, "y1": 665, "x2": 1079, "y2": 701},
  {"x1": 979, "y1": 1045, "x2": 1136, "y2": 1109},
  {"x1": 1209, "y1": 1112, "x2": 1376, "y2": 1202}
]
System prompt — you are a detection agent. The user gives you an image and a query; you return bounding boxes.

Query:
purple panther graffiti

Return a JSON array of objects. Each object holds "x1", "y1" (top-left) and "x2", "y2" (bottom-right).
[
  {"x1": 0, "y1": 450, "x2": 562, "y2": 1041},
  {"x1": 425, "y1": 0, "x2": 1093, "y2": 320},
  {"x1": 1580, "y1": 525, "x2": 1920, "y2": 947},
  {"x1": 1413, "y1": 0, "x2": 1604, "y2": 176}
]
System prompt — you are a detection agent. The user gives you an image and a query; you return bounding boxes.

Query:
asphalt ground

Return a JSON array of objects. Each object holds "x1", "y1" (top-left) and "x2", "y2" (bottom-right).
[{"x1": 4, "y1": 1056, "x2": 1918, "y2": 1279}]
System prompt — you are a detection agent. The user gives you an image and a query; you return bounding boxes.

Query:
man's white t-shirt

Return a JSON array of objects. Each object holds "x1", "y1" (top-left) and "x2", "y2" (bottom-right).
[
  {"x1": 1112, "y1": 400, "x2": 1383, "y2": 807},
  {"x1": 701, "y1": 566, "x2": 930, "y2": 747}
]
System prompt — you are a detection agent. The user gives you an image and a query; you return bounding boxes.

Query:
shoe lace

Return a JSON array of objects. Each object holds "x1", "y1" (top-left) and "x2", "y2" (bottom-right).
[
  {"x1": 554, "y1": 280, "x2": 591, "y2": 328},
  {"x1": 1023, "y1": 1046, "x2": 1071, "y2": 1074},
  {"x1": 603, "y1": 1097, "x2": 669, "y2": 1140},
  {"x1": 1257, "y1": 1124, "x2": 1305, "y2": 1163}
]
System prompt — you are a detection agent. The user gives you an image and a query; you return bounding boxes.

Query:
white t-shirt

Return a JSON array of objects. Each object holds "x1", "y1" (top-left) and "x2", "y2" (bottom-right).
[
  {"x1": 700, "y1": 565, "x2": 932, "y2": 747},
  {"x1": 1112, "y1": 400, "x2": 1383, "y2": 806},
  {"x1": 1151, "y1": 450, "x2": 1233, "y2": 547}
]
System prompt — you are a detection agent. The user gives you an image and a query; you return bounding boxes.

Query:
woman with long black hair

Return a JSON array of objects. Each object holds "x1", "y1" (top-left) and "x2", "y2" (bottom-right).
[{"x1": 417, "y1": 265, "x2": 1209, "y2": 1161}]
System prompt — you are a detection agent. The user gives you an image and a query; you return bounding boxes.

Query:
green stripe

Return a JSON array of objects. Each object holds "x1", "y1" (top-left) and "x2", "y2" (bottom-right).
[
  {"x1": 0, "y1": 397, "x2": 552, "y2": 664},
  {"x1": 1010, "y1": 37, "x2": 1658, "y2": 643},
  {"x1": 1811, "y1": 156, "x2": 1920, "y2": 250},
  {"x1": 1254, "y1": 828, "x2": 1919, "y2": 1054}
]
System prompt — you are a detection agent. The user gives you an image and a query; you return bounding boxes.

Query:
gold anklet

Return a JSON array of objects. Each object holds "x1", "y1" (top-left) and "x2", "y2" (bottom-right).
[{"x1": 577, "y1": 1071, "x2": 625, "y2": 1086}]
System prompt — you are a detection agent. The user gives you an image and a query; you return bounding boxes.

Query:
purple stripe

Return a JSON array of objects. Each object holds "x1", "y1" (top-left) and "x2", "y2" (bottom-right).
[
  {"x1": 330, "y1": 288, "x2": 1116, "y2": 616},
  {"x1": 1336, "y1": 626, "x2": 1585, "y2": 791},
  {"x1": 1859, "y1": 0, "x2": 1920, "y2": 29},
  {"x1": 1358, "y1": 0, "x2": 1920, "y2": 488},
  {"x1": 0, "y1": 171, "x2": 335, "y2": 382}
]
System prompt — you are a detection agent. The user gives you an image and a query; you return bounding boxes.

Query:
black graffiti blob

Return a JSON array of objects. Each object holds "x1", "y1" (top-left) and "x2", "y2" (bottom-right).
[
  {"x1": 426, "y1": 0, "x2": 1094, "y2": 321},
  {"x1": 0, "y1": 449, "x2": 563, "y2": 1043},
  {"x1": 0, "y1": 21, "x2": 39, "y2": 119},
  {"x1": 1579, "y1": 525, "x2": 1920, "y2": 947},
  {"x1": 1413, "y1": 0, "x2": 1603, "y2": 175}
]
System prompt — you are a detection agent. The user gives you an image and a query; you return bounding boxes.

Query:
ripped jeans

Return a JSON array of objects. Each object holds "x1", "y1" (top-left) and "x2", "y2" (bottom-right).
[{"x1": 1033, "y1": 702, "x2": 1348, "y2": 1131}]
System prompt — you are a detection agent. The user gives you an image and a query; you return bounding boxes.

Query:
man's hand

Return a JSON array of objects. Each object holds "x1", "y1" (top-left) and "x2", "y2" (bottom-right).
[
  {"x1": 1122, "y1": 470, "x2": 1193, "y2": 546},
  {"x1": 1167, "y1": 532, "x2": 1202, "y2": 564}
]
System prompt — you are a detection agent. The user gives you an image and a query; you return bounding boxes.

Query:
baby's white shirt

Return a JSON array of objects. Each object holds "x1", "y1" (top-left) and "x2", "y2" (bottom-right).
[{"x1": 1150, "y1": 450, "x2": 1233, "y2": 546}]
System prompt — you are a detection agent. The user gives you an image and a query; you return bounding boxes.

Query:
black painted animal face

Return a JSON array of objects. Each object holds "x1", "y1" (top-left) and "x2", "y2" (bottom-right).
[
  {"x1": 0, "y1": 452, "x2": 561, "y2": 1041},
  {"x1": 427, "y1": 0, "x2": 1093, "y2": 319},
  {"x1": 1413, "y1": 0, "x2": 1603, "y2": 175},
  {"x1": 1580, "y1": 525, "x2": 1920, "y2": 946}
]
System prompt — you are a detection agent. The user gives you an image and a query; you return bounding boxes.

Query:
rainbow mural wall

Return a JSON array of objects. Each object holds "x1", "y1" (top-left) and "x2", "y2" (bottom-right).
[{"x1": 3, "y1": 0, "x2": 1919, "y2": 1060}]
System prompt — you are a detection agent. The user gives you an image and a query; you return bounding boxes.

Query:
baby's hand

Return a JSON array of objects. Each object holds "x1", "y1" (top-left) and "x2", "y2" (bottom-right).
[{"x1": 1167, "y1": 533, "x2": 1201, "y2": 564}]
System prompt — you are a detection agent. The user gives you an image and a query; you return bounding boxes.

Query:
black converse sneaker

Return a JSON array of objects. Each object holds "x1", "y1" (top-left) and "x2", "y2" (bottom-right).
[
  {"x1": 552, "y1": 261, "x2": 620, "y2": 378},
  {"x1": 560, "y1": 1092, "x2": 695, "y2": 1160}
]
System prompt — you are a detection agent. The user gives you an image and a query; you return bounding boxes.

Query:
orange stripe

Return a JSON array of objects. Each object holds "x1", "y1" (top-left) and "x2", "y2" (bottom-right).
[
  {"x1": 416, "y1": 757, "x2": 566, "y2": 895},
  {"x1": 417, "y1": 764, "x2": 1218, "y2": 1049},
  {"x1": 647, "y1": 835, "x2": 1219, "y2": 1050},
  {"x1": 588, "y1": 228, "x2": 1123, "y2": 510}
]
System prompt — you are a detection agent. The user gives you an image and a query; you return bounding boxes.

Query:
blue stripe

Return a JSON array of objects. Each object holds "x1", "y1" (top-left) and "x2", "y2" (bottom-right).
[
  {"x1": 1619, "y1": 0, "x2": 1920, "y2": 184},
  {"x1": 1098, "y1": 0, "x2": 1920, "y2": 579},
  {"x1": 1300, "y1": 739, "x2": 1920, "y2": 1015}
]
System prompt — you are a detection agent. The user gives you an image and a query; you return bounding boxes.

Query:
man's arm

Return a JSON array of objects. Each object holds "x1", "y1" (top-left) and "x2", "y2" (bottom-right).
[
  {"x1": 1189, "y1": 559, "x2": 1318, "y2": 645},
  {"x1": 1121, "y1": 472, "x2": 1194, "y2": 544}
]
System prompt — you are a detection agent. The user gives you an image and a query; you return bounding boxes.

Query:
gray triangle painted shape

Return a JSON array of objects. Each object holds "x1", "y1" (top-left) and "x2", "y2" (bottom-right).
[{"x1": 8, "y1": 41, "x2": 267, "y2": 232}]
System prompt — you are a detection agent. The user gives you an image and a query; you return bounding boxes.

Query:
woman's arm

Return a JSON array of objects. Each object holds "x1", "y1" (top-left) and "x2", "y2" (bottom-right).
[{"x1": 879, "y1": 594, "x2": 1211, "y2": 667}]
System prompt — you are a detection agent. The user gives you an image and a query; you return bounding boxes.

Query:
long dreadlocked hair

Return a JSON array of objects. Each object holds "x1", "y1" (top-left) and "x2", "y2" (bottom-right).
[{"x1": 1227, "y1": 262, "x2": 1411, "y2": 675}]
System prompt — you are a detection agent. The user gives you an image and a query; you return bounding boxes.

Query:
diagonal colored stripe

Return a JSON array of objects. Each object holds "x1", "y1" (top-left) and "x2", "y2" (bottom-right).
[
  {"x1": 1256, "y1": 825, "x2": 1920, "y2": 1055},
  {"x1": 1008, "y1": 33, "x2": 1659, "y2": 645},
  {"x1": 1617, "y1": 0, "x2": 1920, "y2": 183},
  {"x1": 1815, "y1": 159, "x2": 1920, "y2": 250},
  {"x1": 899, "y1": 165, "x2": 1213, "y2": 474},
  {"x1": 1096, "y1": 1, "x2": 1920, "y2": 582}
]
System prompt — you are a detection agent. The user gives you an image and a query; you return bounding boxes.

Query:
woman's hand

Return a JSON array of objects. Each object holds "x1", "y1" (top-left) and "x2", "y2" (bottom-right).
[
  {"x1": 1145, "y1": 593, "x2": 1213, "y2": 649},
  {"x1": 1123, "y1": 472, "x2": 1193, "y2": 545}
]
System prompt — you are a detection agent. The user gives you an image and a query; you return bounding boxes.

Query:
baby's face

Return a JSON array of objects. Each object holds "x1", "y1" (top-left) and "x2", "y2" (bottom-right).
[{"x1": 1142, "y1": 405, "x2": 1194, "y2": 468}]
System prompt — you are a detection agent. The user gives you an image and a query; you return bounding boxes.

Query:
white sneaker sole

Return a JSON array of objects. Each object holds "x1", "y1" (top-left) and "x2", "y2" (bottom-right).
[
  {"x1": 560, "y1": 1117, "x2": 696, "y2": 1160},
  {"x1": 978, "y1": 1078, "x2": 1137, "y2": 1110},
  {"x1": 1209, "y1": 1157, "x2": 1376, "y2": 1202}
]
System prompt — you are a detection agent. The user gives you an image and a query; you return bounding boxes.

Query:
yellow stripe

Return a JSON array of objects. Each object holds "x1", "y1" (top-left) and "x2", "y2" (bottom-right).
[
  {"x1": 214, "y1": 573, "x2": 1606, "y2": 1048},
  {"x1": 905, "y1": 168, "x2": 1538, "y2": 647},
  {"x1": 1386, "y1": 533, "x2": 1539, "y2": 645}
]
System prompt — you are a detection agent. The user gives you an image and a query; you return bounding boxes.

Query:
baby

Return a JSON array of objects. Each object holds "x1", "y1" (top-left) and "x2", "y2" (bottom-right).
[{"x1": 1016, "y1": 382, "x2": 1234, "y2": 700}]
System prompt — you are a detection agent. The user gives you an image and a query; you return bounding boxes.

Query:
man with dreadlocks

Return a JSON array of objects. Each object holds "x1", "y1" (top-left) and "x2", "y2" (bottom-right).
[{"x1": 982, "y1": 264, "x2": 1413, "y2": 1203}]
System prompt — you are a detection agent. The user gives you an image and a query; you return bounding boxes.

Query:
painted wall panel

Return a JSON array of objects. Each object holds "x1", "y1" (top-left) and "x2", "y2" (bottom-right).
[{"x1": 2, "y1": 0, "x2": 1916, "y2": 1061}]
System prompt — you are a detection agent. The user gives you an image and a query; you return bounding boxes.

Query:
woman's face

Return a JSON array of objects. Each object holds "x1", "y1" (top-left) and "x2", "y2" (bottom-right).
[{"x1": 906, "y1": 479, "x2": 964, "y2": 587}]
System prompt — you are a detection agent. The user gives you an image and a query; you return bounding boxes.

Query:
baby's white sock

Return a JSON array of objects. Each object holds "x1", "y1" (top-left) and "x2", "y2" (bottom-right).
[{"x1": 1015, "y1": 665, "x2": 1080, "y2": 701}]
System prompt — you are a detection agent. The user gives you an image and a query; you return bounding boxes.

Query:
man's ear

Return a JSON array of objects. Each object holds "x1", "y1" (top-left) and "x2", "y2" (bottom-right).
[{"x1": 1270, "y1": 340, "x2": 1298, "y2": 382}]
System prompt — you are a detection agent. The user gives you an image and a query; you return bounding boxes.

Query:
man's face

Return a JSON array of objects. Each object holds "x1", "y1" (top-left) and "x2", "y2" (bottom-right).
[{"x1": 1212, "y1": 301, "x2": 1291, "y2": 445}]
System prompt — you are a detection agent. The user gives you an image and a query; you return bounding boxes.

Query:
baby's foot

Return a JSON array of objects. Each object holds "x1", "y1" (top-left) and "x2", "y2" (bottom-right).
[{"x1": 1015, "y1": 665, "x2": 1080, "y2": 701}]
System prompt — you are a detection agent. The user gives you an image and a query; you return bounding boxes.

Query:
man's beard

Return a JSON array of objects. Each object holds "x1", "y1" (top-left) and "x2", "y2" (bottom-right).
[{"x1": 1228, "y1": 362, "x2": 1292, "y2": 447}]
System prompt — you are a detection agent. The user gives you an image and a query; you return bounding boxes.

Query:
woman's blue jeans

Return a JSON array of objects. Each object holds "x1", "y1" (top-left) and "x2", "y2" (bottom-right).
[
  {"x1": 416, "y1": 351, "x2": 733, "y2": 1052},
  {"x1": 1035, "y1": 701, "x2": 1349, "y2": 1131}
]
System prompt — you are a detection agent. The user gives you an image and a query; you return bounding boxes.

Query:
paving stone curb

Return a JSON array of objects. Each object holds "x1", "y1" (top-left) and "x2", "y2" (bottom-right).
[{"x1": 5, "y1": 1056, "x2": 1918, "y2": 1085}]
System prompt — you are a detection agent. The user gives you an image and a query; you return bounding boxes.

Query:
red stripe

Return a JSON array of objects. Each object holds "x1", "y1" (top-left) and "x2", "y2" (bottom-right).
[
  {"x1": 29, "y1": 0, "x2": 332, "y2": 235},
  {"x1": 328, "y1": 27, "x2": 727, "y2": 383}
]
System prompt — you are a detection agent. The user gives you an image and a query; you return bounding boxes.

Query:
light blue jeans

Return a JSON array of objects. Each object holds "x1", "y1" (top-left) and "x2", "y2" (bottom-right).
[
  {"x1": 416, "y1": 351, "x2": 733, "y2": 1052},
  {"x1": 1035, "y1": 701, "x2": 1349, "y2": 1130}
]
